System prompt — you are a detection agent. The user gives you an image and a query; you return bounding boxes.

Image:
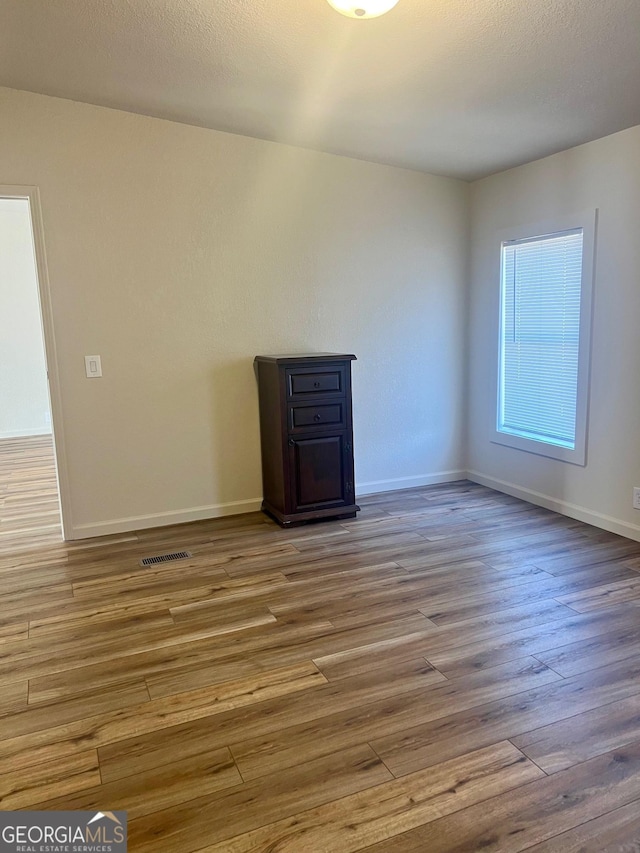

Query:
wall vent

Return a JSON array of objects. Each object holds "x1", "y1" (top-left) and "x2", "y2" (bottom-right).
[{"x1": 139, "y1": 550, "x2": 192, "y2": 567}]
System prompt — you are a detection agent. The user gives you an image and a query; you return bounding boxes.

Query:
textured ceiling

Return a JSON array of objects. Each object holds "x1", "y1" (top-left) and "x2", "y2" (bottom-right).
[{"x1": 1, "y1": 0, "x2": 639, "y2": 180}]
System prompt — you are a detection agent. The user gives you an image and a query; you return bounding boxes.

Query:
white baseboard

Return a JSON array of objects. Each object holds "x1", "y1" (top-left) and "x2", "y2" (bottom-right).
[
  {"x1": 0, "y1": 428, "x2": 52, "y2": 439},
  {"x1": 69, "y1": 497, "x2": 263, "y2": 540},
  {"x1": 70, "y1": 469, "x2": 640, "y2": 544},
  {"x1": 356, "y1": 470, "x2": 467, "y2": 496},
  {"x1": 69, "y1": 471, "x2": 468, "y2": 540},
  {"x1": 467, "y1": 469, "x2": 640, "y2": 543}
]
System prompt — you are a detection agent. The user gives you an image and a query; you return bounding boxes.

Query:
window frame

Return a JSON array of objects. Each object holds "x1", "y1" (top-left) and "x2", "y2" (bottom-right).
[{"x1": 491, "y1": 210, "x2": 597, "y2": 466}]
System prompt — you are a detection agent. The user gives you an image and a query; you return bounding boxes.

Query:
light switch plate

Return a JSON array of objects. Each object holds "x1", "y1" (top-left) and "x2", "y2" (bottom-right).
[{"x1": 85, "y1": 355, "x2": 102, "y2": 378}]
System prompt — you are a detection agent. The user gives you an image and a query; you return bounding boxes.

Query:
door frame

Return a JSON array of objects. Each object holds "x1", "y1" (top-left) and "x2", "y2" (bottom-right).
[{"x1": 0, "y1": 185, "x2": 72, "y2": 539}]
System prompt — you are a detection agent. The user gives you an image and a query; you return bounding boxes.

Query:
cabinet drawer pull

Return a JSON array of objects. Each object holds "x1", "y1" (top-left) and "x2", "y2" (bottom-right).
[
  {"x1": 288, "y1": 438, "x2": 296, "y2": 447},
  {"x1": 313, "y1": 381, "x2": 321, "y2": 388},
  {"x1": 313, "y1": 414, "x2": 321, "y2": 422}
]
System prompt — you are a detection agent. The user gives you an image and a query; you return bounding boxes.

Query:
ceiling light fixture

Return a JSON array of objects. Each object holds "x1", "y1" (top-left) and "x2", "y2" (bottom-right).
[{"x1": 326, "y1": 0, "x2": 399, "y2": 19}]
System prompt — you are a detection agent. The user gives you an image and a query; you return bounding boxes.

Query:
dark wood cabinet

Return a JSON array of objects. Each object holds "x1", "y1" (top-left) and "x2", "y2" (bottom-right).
[{"x1": 254, "y1": 353, "x2": 359, "y2": 526}]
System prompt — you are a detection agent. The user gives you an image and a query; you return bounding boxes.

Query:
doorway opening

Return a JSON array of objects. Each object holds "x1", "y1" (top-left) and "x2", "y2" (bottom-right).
[{"x1": 0, "y1": 190, "x2": 66, "y2": 546}]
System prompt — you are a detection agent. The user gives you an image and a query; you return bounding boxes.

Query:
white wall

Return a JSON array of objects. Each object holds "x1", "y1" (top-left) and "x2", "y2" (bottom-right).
[
  {"x1": 0, "y1": 196, "x2": 50, "y2": 438},
  {"x1": 0, "y1": 87, "x2": 469, "y2": 538},
  {"x1": 468, "y1": 125, "x2": 640, "y2": 540}
]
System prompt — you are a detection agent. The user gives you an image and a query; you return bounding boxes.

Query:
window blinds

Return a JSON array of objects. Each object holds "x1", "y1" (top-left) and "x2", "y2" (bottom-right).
[{"x1": 499, "y1": 229, "x2": 584, "y2": 449}]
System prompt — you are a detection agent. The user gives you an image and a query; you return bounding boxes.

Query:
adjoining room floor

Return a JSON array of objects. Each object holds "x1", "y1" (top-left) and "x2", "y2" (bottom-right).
[
  {"x1": 0, "y1": 434, "x2": 61, "y2": 547},
  {"x1": 2, "y1": 477, "x2": 640, "y2": 851}
]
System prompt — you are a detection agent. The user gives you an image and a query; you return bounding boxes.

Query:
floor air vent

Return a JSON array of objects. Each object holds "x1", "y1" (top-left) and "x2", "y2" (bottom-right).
[{"x1": 139, "y1": 550, "x2": 192, "y2": 567}]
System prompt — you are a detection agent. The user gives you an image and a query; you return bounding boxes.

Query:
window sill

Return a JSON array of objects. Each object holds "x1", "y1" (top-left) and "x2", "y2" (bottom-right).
[{"x1": 491, "y1": 431, "x2": 587, "y2": 466}]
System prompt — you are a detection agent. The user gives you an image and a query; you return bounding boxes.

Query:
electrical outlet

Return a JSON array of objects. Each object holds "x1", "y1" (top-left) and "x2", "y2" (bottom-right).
[{"x1": 634, "y1": 488, "x2": 640, "y2": 510}]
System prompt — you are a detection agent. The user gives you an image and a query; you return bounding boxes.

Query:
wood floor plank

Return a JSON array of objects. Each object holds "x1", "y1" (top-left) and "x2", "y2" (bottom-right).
[
  {"x1": 26, "y1": 574, "x2": 287, "y2": 626},
  {"x1": 268, "y1": 564, "x2": 562, "y2": 630},
  {"x1": 0, "y1": 573, "x2": 72, "y2": 597},
  {"x1": 99, "y1": 657, "x2": 444, "y2": 782},
  {"x1": 534, "y1": 620, "x2": 640, "y2": 677},
  {"x1": 0, "y1": 622, "x2": 28, "y2": 642},
  {"x1": 524, "y1": 801, "x2": 640, "y2": 852},
  {"x1": 0, "y1": 589, "x2": 75, "y2": 632},
  {"x1": 0, "y1": 750, "x2": 100, "y2": 810},
  {"x1": 194, "y1": 742, "x2": 542, "y2": 853},
  {"x1": 394, "y1": 529, "x2": 593, "y2": 576},
  {"x1": 33, "y1": 747, "x2": 242, "y2": 819},
  {"x1": 558, "y1": 576, "x2": 640, "y2": 611},
  {"x1": 371, "y1": 655, "x2": 640, "y2": 777},
  {"x1": 313, "y1": 628, "x2": 444, "y2": 681},
  {"x1": 232, "y1": 657, "x2": 560, "y2": 781},
  {"x1": 71, "y1": 563, "x2": 288, "y2": 600},
  {"x1": 30, "y1": 608, "x2": 177, "y2": 642},
  {"x1": 426, "y1": 605, "x2": 640, "y2": 678},
  {"x1": 410, "y1": 598, "x2": 576, "y2": 647},
  {"x1": 360, "y1": 740, "x2": 640, "y2": 852},
  {"x1": 0, "y1": 661, "x2": 325, "y2": 773},
  {"x1": 513, "y1": 694, "x2": 640, "y2": 774},
  {"x1": 27, "y1": 618, "x2": 336, "y2": 704},
  {"x1": 532, "y1": 541, "x2": 640, "y2": 575},
  {"x1": 128, "y1": 745, "x2": 392, "y2": 852},
  {"x1": 0, "y1": 681, "x2": 28, "y2": 714},
  {"x1": 313, "y1": 600, "x2": 609, "y2": 682},
  {"x1": 311, "y1": 599, "x2": 577, "y2": 678},
  {"x1": 418, "y1": 565, "x2": 640, "y2": 627},
  {"x1": 225, "y1": 534, "x2": 443, "y2": 580},
  {"x1": 2, "y1": 682, "x2": 151, "y2": 741},
  {"x1": 27, "y1": 594, "x2": 214, "y2": 637},
  {"x1": 0, "y1": 614, "x2": 286, "y2": 685}
]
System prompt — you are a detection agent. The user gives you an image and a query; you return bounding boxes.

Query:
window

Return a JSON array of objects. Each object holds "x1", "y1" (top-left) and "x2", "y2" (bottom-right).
[{"x1": 493, "y1": 212, "x2": 596, "y2": 465}]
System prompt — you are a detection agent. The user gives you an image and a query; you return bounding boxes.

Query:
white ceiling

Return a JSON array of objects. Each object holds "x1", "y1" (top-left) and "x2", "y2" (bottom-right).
[{"x1": 1, "y1": 0, "x2": 639, "y2": 180}]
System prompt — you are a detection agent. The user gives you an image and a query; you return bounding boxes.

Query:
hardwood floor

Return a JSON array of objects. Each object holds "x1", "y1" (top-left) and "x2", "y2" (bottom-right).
[
  {"x1": 0, "y1": 435, "x2": 61, "y2": 547},
  {"x1": 3, "y1": 441, "x2": 640, "y2": 850}
]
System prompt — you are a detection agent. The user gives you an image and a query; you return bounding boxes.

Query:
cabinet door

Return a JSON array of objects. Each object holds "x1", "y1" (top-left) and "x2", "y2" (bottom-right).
[{"x1": 289, "y1": 434, "x2": 352, "y2": 511}]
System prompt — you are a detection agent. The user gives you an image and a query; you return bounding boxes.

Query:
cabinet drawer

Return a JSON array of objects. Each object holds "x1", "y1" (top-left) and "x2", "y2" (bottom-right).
[
  {"x1": 286, "y1": 367, "x2": 345, "y2": 399},
  {"x1": 288, "y1": 402, "x2": 346, "y2": 432}
]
